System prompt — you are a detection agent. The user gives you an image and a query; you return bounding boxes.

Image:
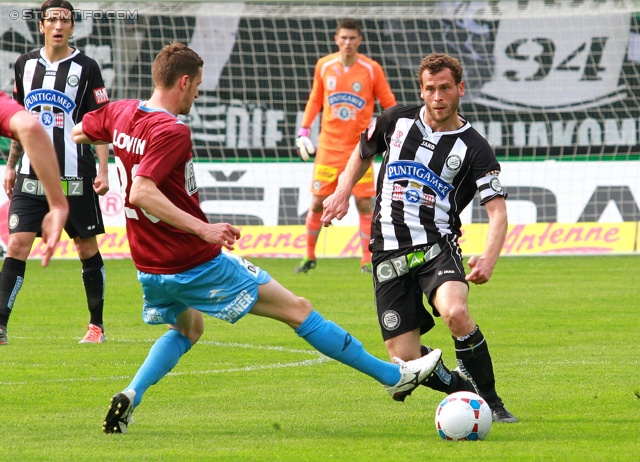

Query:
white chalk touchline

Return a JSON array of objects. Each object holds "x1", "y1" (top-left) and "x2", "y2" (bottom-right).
[{"x1": 0, "y1": 341, "x2": 332, "y2": 386}]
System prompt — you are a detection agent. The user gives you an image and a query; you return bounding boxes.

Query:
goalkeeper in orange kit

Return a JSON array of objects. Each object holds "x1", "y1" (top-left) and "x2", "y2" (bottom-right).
[{"x1": 295, "y1": 18, "x2": 396, "y2": 274}]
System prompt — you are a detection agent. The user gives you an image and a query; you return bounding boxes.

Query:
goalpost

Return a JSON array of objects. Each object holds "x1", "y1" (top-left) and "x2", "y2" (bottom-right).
[{"x1": 1, "y1": 1, "x2": 639, "y2": 247}]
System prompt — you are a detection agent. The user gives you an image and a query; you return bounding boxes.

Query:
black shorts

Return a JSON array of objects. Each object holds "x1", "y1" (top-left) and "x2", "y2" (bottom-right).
[
  {"x1": 9, "y1": 175, "x2": 105, "y2": 239},
  {"x1": 373, "y1": 236, "x2": 468, "y2": 341}
]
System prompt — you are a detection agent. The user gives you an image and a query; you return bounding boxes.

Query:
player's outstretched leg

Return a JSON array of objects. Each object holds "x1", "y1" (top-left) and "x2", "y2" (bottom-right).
[{"x1": 294, "y1": 310, "x2": 442, "y2": 400}]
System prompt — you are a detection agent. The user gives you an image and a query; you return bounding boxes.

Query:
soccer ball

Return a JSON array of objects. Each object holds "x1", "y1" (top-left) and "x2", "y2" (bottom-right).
[{"x1": 435, "y1": 391, "x2": 492, "y2": 441}]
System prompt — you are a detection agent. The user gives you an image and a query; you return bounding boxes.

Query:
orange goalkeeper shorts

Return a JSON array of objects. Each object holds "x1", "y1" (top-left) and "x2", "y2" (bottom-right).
[{"x1": 310, "y1": 145, "x2": 375, "y2": 198}]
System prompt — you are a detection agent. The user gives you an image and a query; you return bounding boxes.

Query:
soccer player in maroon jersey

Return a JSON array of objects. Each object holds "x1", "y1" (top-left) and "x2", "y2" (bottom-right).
[{"x1": 72, "y1": 42, "x2": 444, "y2": 434}]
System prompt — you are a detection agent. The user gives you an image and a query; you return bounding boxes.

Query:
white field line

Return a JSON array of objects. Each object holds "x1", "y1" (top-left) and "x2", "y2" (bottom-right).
[{"x1": 0, "y1": 340, "x2": 332, "y2": 386}]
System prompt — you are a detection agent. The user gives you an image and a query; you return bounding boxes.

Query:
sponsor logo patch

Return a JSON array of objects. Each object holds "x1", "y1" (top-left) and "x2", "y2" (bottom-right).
[
  {"x1": 387, "y1": 161, "x2": 454, "y2": 200},
  {"x1": 314, "y1": 164, "x2": 338, "y2": 183},
  {"x1": 94, "y1": 87, "x2": 109, "y2": 104}
]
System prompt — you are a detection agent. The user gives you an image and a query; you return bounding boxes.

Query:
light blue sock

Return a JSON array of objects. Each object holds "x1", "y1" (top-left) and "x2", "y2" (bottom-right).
[
  {"x1": 295, "y1": 310, "x2": 401, "y2": 386},
  {"x1": 126, "y1": 329, "x2": 192, "y2": 407}
]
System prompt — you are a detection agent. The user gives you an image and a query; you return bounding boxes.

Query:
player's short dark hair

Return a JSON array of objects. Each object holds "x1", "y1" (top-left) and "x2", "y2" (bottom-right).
[
  {"x1": 40, "y1": 0, "x2": 74, "y2": 25},
  {"x1": 416, "y1": 53, "x2": 463, "y2": 86},
  {"x1": 152, "y1": 42, "x2": 204, "y2": 89},
  {"x1": 336, "y1": 18, "x2": 361, "y2": 35}
]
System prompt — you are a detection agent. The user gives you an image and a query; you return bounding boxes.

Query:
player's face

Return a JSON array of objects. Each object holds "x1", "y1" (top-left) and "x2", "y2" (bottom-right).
[
  {"x1": 39, "y1": 8, "x2": 74, "y2": 49},
  {"x1": 419, "y1": 68, "x2": 465, "y2": 131},
  {"x1": 179, "y1": 68, "x2": 202, "y2": 115},
  {"x1": 334, "y1": 28, "x2": 362, "y2": 59}
]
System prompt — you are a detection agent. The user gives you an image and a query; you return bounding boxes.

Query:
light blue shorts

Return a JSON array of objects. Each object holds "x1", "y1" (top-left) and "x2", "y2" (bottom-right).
[{"x1": 138, "y1": 252, "x2": 272, "y2": 325}]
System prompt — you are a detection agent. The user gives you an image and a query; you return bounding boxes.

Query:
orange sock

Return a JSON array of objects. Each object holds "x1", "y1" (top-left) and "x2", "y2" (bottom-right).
[
  {"x1": 359, "y1": 211, "x2": 373, "y2": 265},
  {"x1": 305, "y1": 209, "x2": 322, "y2": 260}
]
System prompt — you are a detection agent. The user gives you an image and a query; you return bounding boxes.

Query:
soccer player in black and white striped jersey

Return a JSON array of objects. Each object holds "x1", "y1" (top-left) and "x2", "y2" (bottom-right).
[
  {"x1": 322, "y1": 53, "x2": 517, "y2": 422},
  {"x1": 0, "y1": 0, "x2": 109, "y2": 345}
]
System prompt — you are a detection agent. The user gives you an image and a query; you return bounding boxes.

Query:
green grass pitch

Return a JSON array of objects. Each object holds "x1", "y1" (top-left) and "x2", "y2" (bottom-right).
[{"x1": 1, "y1": 255, "x2": 638, "y2": 461}]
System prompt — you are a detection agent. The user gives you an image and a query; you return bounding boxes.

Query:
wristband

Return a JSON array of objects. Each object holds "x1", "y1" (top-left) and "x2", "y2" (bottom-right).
[{"x1": 297, "y1": 127, "x2": 310, "y2": 137}]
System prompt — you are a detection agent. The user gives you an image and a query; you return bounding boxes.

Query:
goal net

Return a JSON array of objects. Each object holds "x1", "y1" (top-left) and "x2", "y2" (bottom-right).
[{"x1": 1, "y1": 0, "x2": 639, "y2": 233}]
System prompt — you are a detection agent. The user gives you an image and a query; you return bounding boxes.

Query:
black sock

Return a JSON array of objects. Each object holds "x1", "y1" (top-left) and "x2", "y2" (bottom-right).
[
  {"x1": 453, "y1": 326, "x2": 498, "y2": 400},
  {"x1": 420, "y1": 345, "x2": 476, "y2": 394},
  {"x1": 0, "y1": 257, "x2": 27, "y2": 328},
  {"x1": 81, "y1": 252, "x2": 105, "y2": 331}
]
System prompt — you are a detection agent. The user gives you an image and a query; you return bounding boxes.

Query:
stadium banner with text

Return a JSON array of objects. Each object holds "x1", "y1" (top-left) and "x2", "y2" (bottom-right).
[
  {"x1": 2, "y1": 0, "x2": 640, "y2": 161},
  {"x1": 11, "y1": 223, "x2": 638, "y2": 260},
  {"x1": 0, "y1": 161, "x2": 637, "y2": 259}
]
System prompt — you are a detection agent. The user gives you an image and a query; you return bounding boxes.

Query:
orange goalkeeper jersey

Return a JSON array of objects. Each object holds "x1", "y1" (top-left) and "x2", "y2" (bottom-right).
[{"x1": 301, "y1": 52, "x2": 396, "y2": 155}]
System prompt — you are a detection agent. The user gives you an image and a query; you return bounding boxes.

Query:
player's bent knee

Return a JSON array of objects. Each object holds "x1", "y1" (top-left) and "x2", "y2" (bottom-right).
[
  {"x1": 297, "y1": 296, "x2": 313, "y2": 314},
  {"x1": 442, "y1": 305, "x2": 471, "y2": 329},
  {"x1": 6, "y1": 234, "x2": 36, "y2": 259},
  {"x1": 284, "y1": 297, "x2": 313, "y2": 329},
  {"x1": 178, "y1": 327, "x2": 203, "y2": 345}
]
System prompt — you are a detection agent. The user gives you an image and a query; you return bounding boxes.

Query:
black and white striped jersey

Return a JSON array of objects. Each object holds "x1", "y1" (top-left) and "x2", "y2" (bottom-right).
[
  {"x1": 361, "y1": 105, "x2": 506, "y2": 253},
  {"x1": 13, "y1": 48, "x2": 109, "y2": 178}
]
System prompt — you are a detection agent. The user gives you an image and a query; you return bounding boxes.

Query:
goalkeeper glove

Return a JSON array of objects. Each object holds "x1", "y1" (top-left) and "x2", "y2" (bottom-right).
[{"x1": 296, "y1": 127, "x2": 315, "y2": 161}]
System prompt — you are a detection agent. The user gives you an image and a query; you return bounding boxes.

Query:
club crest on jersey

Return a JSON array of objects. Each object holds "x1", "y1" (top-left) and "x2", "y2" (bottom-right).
[
  {"x1": 446, "y1": 155, "x2": 462, "y2": 171},
  {"x1": 67, "y1": 74, "x2": 79, "y2": 87},
  {"x1": 24, "y1": 89, "x2": 75, "y2": 115},
  {"x1": 352, "y1": 82, "x2": 362, "y2": 92},
  {"x1": 387, "y1": 161, "x2": 454, "y2": 200}
]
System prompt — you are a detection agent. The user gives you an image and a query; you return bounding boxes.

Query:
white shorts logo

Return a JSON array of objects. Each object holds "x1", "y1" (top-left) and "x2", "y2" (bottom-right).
[
  {"x1": 8, "y1": 214, "x2": 19, "y2": 229},
  {"x1": 382, "y1": 310, "x2": 401, "y2": 330}
]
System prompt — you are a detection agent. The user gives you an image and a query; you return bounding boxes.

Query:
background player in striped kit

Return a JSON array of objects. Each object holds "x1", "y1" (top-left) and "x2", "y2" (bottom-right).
[
  {"x1": 0, "y1": 0, "x2": 109, "y2": 345},
  {"x1": 294, "y1": 18, "x2": 396, "y2": 274},
  {"x1": 0, "y1": 91, "x2": 68, "y2": 266},
  {"x1": 321, "y1": 53, "x2": 517, "y2": 423}
]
